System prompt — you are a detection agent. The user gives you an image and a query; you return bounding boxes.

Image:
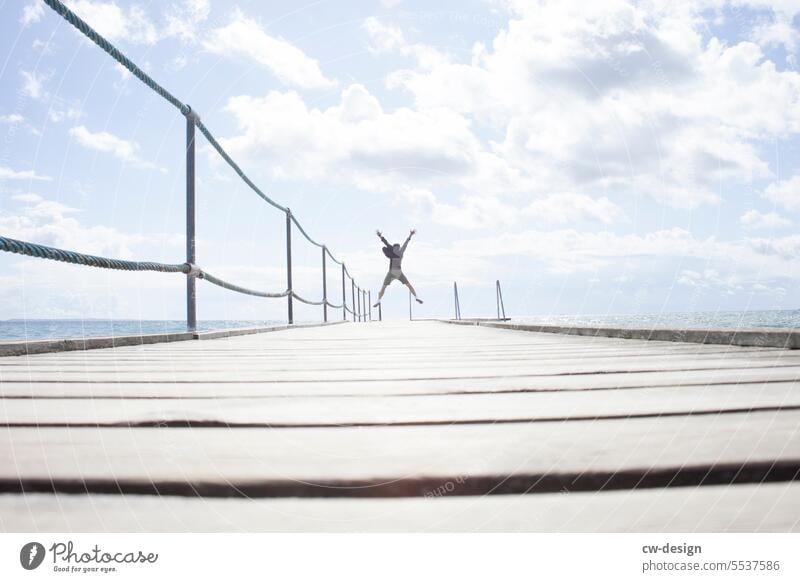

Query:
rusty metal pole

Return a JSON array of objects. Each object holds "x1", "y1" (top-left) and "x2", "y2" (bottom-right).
[
  {"x1": 185, "y1": 107, "x2": 197, "y2": 331},
  {"x1": 285, "y1": 210, "x2": 293, "y2": 324},
  {"x1": 496, "y1": 280, "x2": 500, "y2": 320},
  {"x1": 321, "y1": 247, "x2": 328, "y2": 323},
  {"x1": 341, "y1": 264, "x2": 346, "y2": 321},
  {"x1": 351, "y1": 279, "x2": 356, "y2": 322}
]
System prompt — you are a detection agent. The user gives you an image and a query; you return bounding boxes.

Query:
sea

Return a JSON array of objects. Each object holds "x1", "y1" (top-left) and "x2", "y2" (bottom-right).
[
  {"x1": 0, "y1": 309, "x2": 798, "y2": 341},
  {"x1": 0, "y1": 320, "x2": 284, "y2": 342},
  {"x1": 513, "y1": 309, "x2": 800, "y2": 330}
]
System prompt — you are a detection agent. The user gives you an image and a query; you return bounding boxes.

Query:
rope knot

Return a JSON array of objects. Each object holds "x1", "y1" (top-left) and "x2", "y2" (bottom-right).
[{"x1": 184, "y1": 263, "x2": 202, "y2": 277}]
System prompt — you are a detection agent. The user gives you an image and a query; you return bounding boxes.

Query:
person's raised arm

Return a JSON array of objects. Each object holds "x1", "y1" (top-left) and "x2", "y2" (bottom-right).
[
  {"x1": 401, "y1": 229, "x2": 416, "y2": 252},
  {"x1": 376, "y1": 229, "x2": 390, "y2": 247}
]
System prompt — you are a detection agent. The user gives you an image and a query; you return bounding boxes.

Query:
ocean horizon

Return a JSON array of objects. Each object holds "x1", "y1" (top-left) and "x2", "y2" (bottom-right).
[{"x1": 0, "y1": 309, "x2": 797, "y2": 341}]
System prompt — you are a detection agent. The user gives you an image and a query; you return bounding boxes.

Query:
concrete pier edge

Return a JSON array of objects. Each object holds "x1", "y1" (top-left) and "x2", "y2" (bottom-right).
[
  {"x1": 0, "y1": 320, "x2": 347, "y2": 357},
  {"x1": 444, "y1": 319, "x2": 800, "y2": 349}
]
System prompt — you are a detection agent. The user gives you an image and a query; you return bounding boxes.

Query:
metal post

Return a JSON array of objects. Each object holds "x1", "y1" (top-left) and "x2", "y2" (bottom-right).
[
  {"x1": 322, "y1": 247, "x2": 328, "y2": 323},
  {"x1": 368, "y1": 291, "x2": 372, "y2": 321},
  {"x1": 378, "y1": 302, "x2": 382, "y2": 322},
  {"x1": 286, "y1": 210, "x2": 293, "y2": 324},
  {"x1": 185, "y1": 108, "x2": 197, "y2": 331},
  {"x1": 341, "y1": 264, "x2": 346, "y2": 321},
  {"x1": 496, "y1": 280, "x2": 506, "y2": 319},
  {"x1": 351, "y1": 279, "x2": 356, "y2": 322},
  {"x1": 454, "y1": 281, "x2": 461, "y2": 320},
  {"x1": 454, "y1": 282, "x2": 457, "y2": 320}
]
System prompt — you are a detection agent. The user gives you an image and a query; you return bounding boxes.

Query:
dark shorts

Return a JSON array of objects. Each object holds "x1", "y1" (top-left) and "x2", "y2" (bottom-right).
[{"x1": 383, "y1": 269, "x2": 409, "y2": 286}]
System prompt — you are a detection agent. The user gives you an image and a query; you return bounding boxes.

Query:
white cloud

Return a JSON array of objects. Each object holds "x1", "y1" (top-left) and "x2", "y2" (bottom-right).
[
  {"x1": 47, "y1": 104, "x2": 83, "y2": 123},
  {"x1": 20, "y1": 70, "x2": 47, "y2": 99},
  {"x1": 64, "y1": 0, "x2": 158, "y2": 45},
  {"x1": 3, "y1": 194, "x2": 183, "y2": 259},
  {"x1": 0, "y1": 114, "x2": 24, "y2": 124},
  {"x1": 374, "y1": 2, "x2": 800, "y2": 209},
  {"x1": 363, "y1": 17, "x2": 406, "y2": 54},
  {"x1": 747, "y1": 234, "x2": 800, "y2": 261},
  {"x1": 11, "y1": 193, "x2": 43, "y2": 203},
  {"x1": 401, "y1": 187, "x2": 518, "y2": 229},
  {"x1": 739, "y1": 209, "x2": 792, "y2": 229},
  {"x1": 20, "y1": 1, "x2": 44, "y2": 26},
  {"x1": 0, "y1": 166, "x2": 52, "y2": 182},
  {"x1": 32, "y1": 39, "x2": 54, "y2": 54},
  {"x1": 364, "y1": 17, "x2": 449, "y2": 69},
  {"x1": 203, "y1": 10, "x2": 336, "y2": 89},
  {"x1": 524, "y1": 193, "x2": 622, "y2": 225},
  {"x1": 401, "y1": 189, "x2": 622, "y2": 229},
  {"x1": 446, "y1": 227, "x2": 800, "y2": 286},
  {"x1": 752, "y1": 9, "x2": 800, "y2": 54},
  {"x1": 163, "y1": 0, "x2": 211, "y2": 43},
  {"x1": 763, "y1": 175, "x2": 800, "y2": 211},
  {"x1": 68, "y1": 125, "x2": 162, "y2": 170},
  {"x1": 677, "y1": 269, "x2": 735, "y2": 289},
  {"x1": 218, "y1": 84, "x2": 487, "y2": 188}
]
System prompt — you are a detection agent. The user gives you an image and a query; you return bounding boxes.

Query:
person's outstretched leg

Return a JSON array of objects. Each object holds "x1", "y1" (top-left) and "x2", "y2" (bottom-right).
[
  {"x1": 373, "y1": 281, "x2": 389, "y2": 307},
  {"x1": 405, "y1": 280, "x2": 423, "y2": 304}
]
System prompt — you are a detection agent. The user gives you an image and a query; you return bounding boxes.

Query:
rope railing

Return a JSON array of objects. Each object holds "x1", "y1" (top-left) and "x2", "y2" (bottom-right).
[
  {"x1": 291, "y1": 291, "x2": 326, "y2": 307},
  {"x1": 0, "y1": 0, "x2": 378, "y2": 328},
  {"x1": 290, "y1": 214, "x2": 324, "y2": 248},
  {"x1": 325, "y1": 247, "x2": 344, "y2": 265},
  {"x1": 195, "y1": 119, "x2": 287, "y2": 213},
  {"x1": 199, "y1": 271, "x2": 289, "y2": 299},
  {"x1": 0, "y1": 235, "x2": 189, "y2": 273},
  {"x1": 41, "y1": 0, "x2": 188, "y2": 115}
]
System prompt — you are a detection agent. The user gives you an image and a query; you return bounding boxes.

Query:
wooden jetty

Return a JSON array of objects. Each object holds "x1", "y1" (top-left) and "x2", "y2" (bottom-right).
[{"x1": 1, "y1": 320, "x2": 799, "y2": 532}]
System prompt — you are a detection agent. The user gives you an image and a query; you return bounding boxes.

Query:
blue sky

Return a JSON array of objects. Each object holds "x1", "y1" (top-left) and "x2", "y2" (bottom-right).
[{"x1": 1, "y1": 0, "x2": 799, "y2": 322}]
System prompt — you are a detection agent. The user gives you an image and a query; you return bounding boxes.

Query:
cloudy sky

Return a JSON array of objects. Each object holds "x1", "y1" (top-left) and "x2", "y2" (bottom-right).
[{"x1": 1, "y1": 0, "x2": 799, "y2": 322}]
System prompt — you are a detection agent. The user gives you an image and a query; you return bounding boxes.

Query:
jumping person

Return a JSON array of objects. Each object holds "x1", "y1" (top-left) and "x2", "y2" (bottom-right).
[{"x1": 374, "y1": 229, "x2": 423, "y2": 306}]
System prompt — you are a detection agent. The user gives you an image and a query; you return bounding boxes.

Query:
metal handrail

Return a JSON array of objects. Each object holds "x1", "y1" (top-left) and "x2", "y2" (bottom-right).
[{"x1": 0, "y1": 0, "x2": 377, "y2": 329}]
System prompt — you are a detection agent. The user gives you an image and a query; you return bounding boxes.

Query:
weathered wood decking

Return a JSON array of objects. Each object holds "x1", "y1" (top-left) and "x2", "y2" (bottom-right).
[{"x1": 1, "y1": 321, "x2": 799, "y2": 532}]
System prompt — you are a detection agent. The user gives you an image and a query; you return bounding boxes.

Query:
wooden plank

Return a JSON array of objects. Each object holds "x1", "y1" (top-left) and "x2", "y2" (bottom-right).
[
  {"x1": 2, "y1": 317, "x2": 797, "y2": 541},
  {"x1": 2, "y1": 483, "x2": 798, "y2": 532},
  {"x1": 1, "y1": 339, "x2": 786, "y2": 360},
  {"x1": 1, "y1": 321, "x2": 790, "y2": 362},
  {"x1": 3, "y1": 366, "x2": 798, "y2": 398},
  {"x1": 0, "y1": 411, "x2": 798, "y2": 497},
  {"x1": 2, "y1": 353, "x2": 798, "y2": 382},
  {"x1": 3, "y1": 345, "x2": 796, "y2": 369},
  {"x1": 1, "y1": 382, "x2": 798, "y2": 426}
]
